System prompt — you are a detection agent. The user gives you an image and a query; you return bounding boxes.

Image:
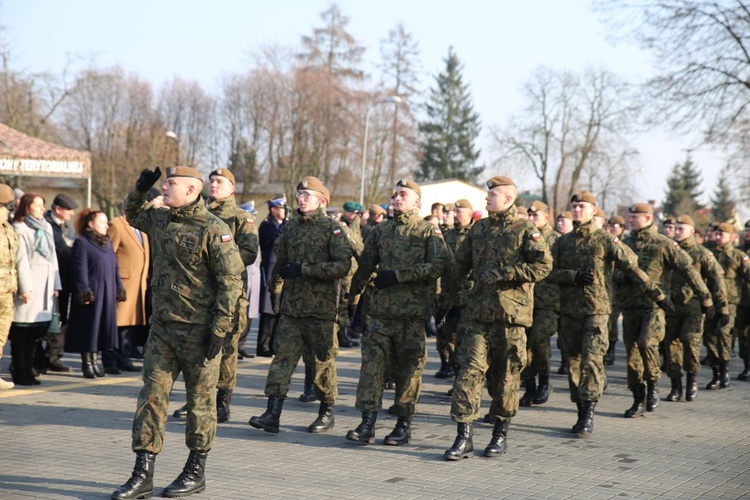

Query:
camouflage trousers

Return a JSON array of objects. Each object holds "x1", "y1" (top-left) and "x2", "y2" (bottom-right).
[
  {"x1": 451, "y1": 320, "x2": 526, "y2": 423},
  {"x1": 265, "y1": 315, "x2": 339, "y2": 403},
  {"x1": 437, "y1": 316, "x2": 457, "y2": 365},
  {"x1": 522, "y1": 308, "x2": 558, "y2": 380},
  {"x1": 0, "y1": 292, "x2": 12, "y2": 362},
  {"x1": 355, "y1": 317, "x2": 427, "y2": 417},
  {"x1": 218, "y1": 297, "x2": 248, "y2": 391},
  {"x1": 665, "y1": 313, "x2": 704, "y2": 378},
  {"x1": 704, "y1": 304, "x2": 736, "y2": 366},
  {"x1": 608, "y1": 303, "x2": 622, "y2": 344},
  {"x1": 132, "y1": 320, "x2": 221, "y2": 454},
  {"x1": 559, "y1": 314, "x2": 609, "y2": 402},
  {"x1": 622, "y1": 308, "x2": 665, "y2": 391},
  {"x1": 732, "y1": 304, "x2": 750, "y2": 362}
]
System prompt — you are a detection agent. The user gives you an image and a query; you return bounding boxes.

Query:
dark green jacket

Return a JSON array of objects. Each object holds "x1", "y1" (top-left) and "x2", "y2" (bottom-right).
[
  {"x1": 670, "y1": 235, "x2": 728, "y2": 315},
  {"x1": 207, "y1": 195, "x2": 259, "y2": 268},
  {"x1": 712, "y1": 242, "x2": 750, "y2": 306},
  {"x1": 533, "y1": 223, "x2": 560, "y2": 312}
]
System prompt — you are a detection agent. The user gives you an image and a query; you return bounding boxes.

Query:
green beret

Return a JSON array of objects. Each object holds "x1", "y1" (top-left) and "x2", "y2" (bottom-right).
[{"x1": 343, "y1": 201, "x2": 363, "y2": 213}]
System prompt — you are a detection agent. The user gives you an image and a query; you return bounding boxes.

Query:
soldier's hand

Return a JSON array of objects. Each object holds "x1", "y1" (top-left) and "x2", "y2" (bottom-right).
[
  {"x1": 278, "y1": 263, "x2": 303, "y2": 279},
  {"x1": 574, "y1": 269, "x2": 595, "y2": 286},
  {"x1": 701, "y1": 304, "x2": 716, "y2": 319},
  {"x1": 373, "y1": 270, "x2": 399, "y2": 289},
  {"x1": 479, "y1": 268, "x2": 507, "y2": 286},
  {"x1": 719, "y1": 313, "x2": 731, "y2": 327},
  {"x1": 204, "y1": 331, "x2": 223, "y2": 361},
  {"x1": 656, "y1": 296, "x2": 676, "y2": 312},
  {"x1": 116, "y1": 288, "x2": 127, "y2": 302},
  {"x1": 135, "y1": 167, "x2": 162, "y2": 192},
  {"x1": 271, "y1": 293, "x2": 281, "y2": 314}
]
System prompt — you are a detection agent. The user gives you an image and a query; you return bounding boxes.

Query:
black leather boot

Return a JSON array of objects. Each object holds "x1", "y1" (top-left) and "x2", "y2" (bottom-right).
[
  {"x1": 518, "y1": 378, "x2": 536, "y2": 407},
  {"x1": 605, "y1": 341, "x2": 616, "y2": 366},
  {"x1": 346, "y1": 410, "x2": 378, "y2": 444},
  {"x1": 308, "y1": 401, "x2": 334, "y2": 433},
  {"x1": 24, "y1": 333, "x2": 41, "y2": 384},
  {"x1": 91, "y1": 352, "x2": 106, "y2": 377},
  {"x1": 571, "y1": 401, "x2": 584, "y2": 433},
  {"x1": 81, "y1": 353, "x2": 96, "y2": 379},
  {"x1": 533, "y1": 372, "x2": 551, "y2": 404},
  {"x1": 111, "y1": 451, "x2": 155, "y2": 500},
  {"x1": 719, "y1": 361, "x2": 731, "y2": 388},
  {"x1": 574, "y1": 401, "x2": 595, "y2": 437},
  {"x1": 216, "y1": 388, "x2": 232, "y2": 424},
  {"x1": 685, "y1": 373, "x2": 698, "y2": 401},
  {"x1": 384, "y1": 415, "x2": 412, "y2": 446},
  {"x1": 738, "y1": 359, "x2": 750, "y2": 381},
  {"x1": 435, "y1": 351, "x2": 452, "y2": 379},
  {"x1": 557, "y1": 356, "x2": 569, "y2": 375},
  {"x1": 161, "y1": 450, "x2": 207, "y2": 498},
  {"x1": 444, "y1": 422, "x2": 474, "y2": 461},
  {"x1": 173, "y1": 403, "x2": 188, "y2": 420},
  {"x1": 484, "y1": 419, "x2": 509, "y2": 457},
  {"x1": 624, "y1": 384, "x2": 646, "y2": 418},
  {"x1": 646, "y1": 379, "x2": 660, "y2": 411},
  {"x1": 338, "y1": 328, "x2": 354, "y2": 348},
  {"x1": 249, "y1": 396, "x2": 284, "y2": 433},
  {"x1": 665, "y1": 376, "x2": 682, "y2": 402},
  {"x1": 298, "y1": 365, "x2": 317, "y2": 402},
  {"x1": 104, "y1": 349, "x2": 122, "y2": 375},
  {"x1": 706, "y1": 365, "x2": 721, "y2": 390}
]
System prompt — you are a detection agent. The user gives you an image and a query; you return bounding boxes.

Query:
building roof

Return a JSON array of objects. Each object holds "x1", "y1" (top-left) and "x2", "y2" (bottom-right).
[{"x1": 0, "y1": 123, "x2": 91, "y2": 178}]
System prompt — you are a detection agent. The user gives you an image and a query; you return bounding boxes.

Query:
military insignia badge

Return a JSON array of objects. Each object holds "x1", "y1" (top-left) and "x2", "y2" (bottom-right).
[
  {"x1": 333, "y1": 227, "x2": 342, "y2": 237},
  {"x1": 531, "y1": 232, "x2": 541, "y2": 241},
  {"x1": 613, "y1": 237, "x2": 620, "y2": 244},
  {"x1": 221, "y1": 234, "x2": 232, "y2": 243},
  {"x1": 169, "y1": 167, "x2": 176, "y2": 176},
  {"x1": 435, "y1": 228, "x2": 442, "y2": 236},
  {"x1": 744, "y1": 255, "x2": 749, "y2": 262}
]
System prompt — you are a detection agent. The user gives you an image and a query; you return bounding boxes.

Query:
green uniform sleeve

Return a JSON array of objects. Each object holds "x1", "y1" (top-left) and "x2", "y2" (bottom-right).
[
  {"x1": 235, "y1": 215, "x2": 259, "y2": 267},
  {"x1": 269, "y1": 232, "x2": 288, "y2": 295},
  {"x1": 124, "y1": 189, "x2": 159, "y2": 234},
  {"x1": 610, "y1": 239, "x2": 665, "y2": 302},
  {"x1": 207, "y1": 229, "x2": 246, "y2": 338},
  {"x1": 350, "y1": 228, "x2": 381, "y2": 296},
  {"x1": 705, "y1": 252, "x2": 729, "y2": 314},
  {"x1": 302, "y1": 224, "x2": 353, "y2": 280},
  {"x1": 548, "y1": 238, "x2": 577, "y2": 286},
  {"x1": 503, "y1": 229, "x2": 552, "y2": 283},
  {"x1": 670, "y1": 244, "x2": 712, "y2": 307},
  {"x1": 395, "y1": 228, "x2": 449, "y2": 284}
]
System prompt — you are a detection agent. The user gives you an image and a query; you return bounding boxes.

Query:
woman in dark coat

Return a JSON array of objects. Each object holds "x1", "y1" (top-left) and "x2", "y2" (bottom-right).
[{"x1": 65, "y1": 209, "x2": 125, "y2": 378}]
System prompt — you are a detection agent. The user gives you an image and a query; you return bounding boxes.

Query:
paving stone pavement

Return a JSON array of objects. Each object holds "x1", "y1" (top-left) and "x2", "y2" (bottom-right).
[{"x1": 1, "y1": 335, "x2": 749, "y2": 499}]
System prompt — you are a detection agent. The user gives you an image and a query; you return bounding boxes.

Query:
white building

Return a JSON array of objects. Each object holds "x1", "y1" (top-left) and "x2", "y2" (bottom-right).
[{"x1": 418, "y1": 179, "x2": 488, "y2": 218}]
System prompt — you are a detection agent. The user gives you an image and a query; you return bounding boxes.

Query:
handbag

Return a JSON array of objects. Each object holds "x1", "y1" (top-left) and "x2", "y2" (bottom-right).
[{"x1": 48, "y1": 301, "x2": 62, "y2": 335}]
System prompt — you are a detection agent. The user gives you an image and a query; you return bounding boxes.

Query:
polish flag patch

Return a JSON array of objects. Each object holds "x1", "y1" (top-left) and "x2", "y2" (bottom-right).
[
  {"x1": 333, "y1": 228, "x2": 342, "y2": 236},
  {"x1": 221, "y1": 234, "x2": 232, "y2": 243},
  {"x1": 531, "y1": 232, "x2": 541, "y2": 241}
]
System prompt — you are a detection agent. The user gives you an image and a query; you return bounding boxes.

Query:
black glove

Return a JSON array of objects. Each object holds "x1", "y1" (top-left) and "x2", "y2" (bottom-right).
[
  {"x1": 373, "y1": 270, "x2": 399, "y2": 289},
  {"x1": 204, "y1": 332, "x2": 223, "y2": 361},
  {"x1": 701, "y1": 304, "x2": 716, "y2": 319},
  {"x1": 447, "y1": 306, "x2": 463, "y2": 325},
  {"x1": 435, "y1": 308, "x2": 449, "y2": 325},
  {"x1": 278, "y1": 263, "x2": 303, "y2": 279},
  {"x1": 270, "y1": 293, "x2": 281, "y2": 314},
  {"x1": 135, "y1": 167, "x2": 162, "y2": 192},
  {"x1": 479, "y1": 268, "x2": 507, "y2": 286},
  {"x1": 116, "y1": 288, "x2": 127, "y2": 302},
  {"x1": 657, "y1": 296, "x2": 676, "y2": 312},
  {"x1": 719, "y1": 313, "x2": 731, "y2": 327},
  {"x1": 75, "y1": 291, "x2": 95, "y2": 305},
  {"x1": 574, "y1": 269, "x2": 595, "y2": 286}
]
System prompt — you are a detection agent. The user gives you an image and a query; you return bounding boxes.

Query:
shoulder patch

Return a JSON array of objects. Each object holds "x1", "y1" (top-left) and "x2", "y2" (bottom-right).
[
  {"x1": 435, "y1": 228, "x2": 442, "y2": 236},
  {"x1": 531, "y1": 232, "x2": 541, "y2": 241},
  {"x1": 221, "y1": 234, "x2": 233, "y2": 243},
  {"x1": 673, "y1": 241, "x2": 679, "y2": 247},
  {"x1": 743, "y1": 255, "x2": 749, "y2": 262},
  {"x1": 333, "y1": 227, "x2": 342, "y2": 237},
  {"x1": 613, "y1": 236, "x2": 620, "y2": 244}
]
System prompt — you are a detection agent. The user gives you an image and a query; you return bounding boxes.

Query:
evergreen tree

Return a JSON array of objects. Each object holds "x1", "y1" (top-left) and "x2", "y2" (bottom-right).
[
  {"x1": 417, "y1": 47, "x2": 482, "y2": 183},
  {"x1": 711, "y1": 167, "x2": 736, "y2": 222},
  {"x1": 662, "y1": 155, "x2": 703, "y2": 216}
]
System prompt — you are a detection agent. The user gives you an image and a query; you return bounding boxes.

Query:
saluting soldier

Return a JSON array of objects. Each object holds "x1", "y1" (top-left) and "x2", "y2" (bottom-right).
[
  {"x1": 112, "y1": 166, "x2": 245, "y2": 499},
  {"x1": 444, "y1": 176, "x2": 552, "y2": 460}
]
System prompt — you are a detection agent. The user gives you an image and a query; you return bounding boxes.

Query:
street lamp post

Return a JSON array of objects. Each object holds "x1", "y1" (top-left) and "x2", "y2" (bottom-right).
[
  {"x1": 360, "y1": 96, "x2": 402, "y2": 206},
  {"x1": 166, "y1": 130, "x2": 179, "y2": 165}
]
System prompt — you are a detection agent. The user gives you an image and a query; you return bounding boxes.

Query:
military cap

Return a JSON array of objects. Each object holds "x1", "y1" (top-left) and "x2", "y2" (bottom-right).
[
  {"x1": 268, "y1": 194, "x2": 287, "y2": 208},
  {"x1": 628, "y1": 203, "x2": 654, "y2": 215},
  {"x1": 455, "y1": 199, "x2": 473, "y2": 211},
  {"x1": 167, "y1": 166, "x2": 204, "y2": 183},
  {"x1": 716, "y1": 222, "x2": 737, "y2": 234},
  {"x1": 528, "y1": 200, "x2": 549, "y2": 213},
  {"x1": 570, "y1": 191, "x2": 597, "y2": 205},
  {"x1": 557, "y1": 211, "x2": 573, "y2": 220},
  {"x1": 369, "y1": 204, "x2": 386, "y2": 217},
  {"x1": 608, "y1": 215, "x2": 626, "y2": 226},
  {"x1": 594, "y1": 207, "x2": 606, "y2": 218},
  {"x1": 343, "y1": 201, "x2": 363, "y2": 213},
  {"x1": 52, "y1": 193, "x2": 79, "y2": 210},
  {"x1": 0, "y1": 184, "x2": 14, "y2": 205},
  {"x1": 396, "y1": 179, "x2": 421, "y2": 197},
  {"x1": 675, "y1": 214, "x2": 695, "y2": 227},
  {"x1": 486, "y1": 176, "x2": 516, "y2": 189},
  {"x1": 517, "y1": 205, "x2": 528, "y2": 215},
  {"x1": 443, "y1": 202, "x2": 455, "y2": 212},
  {"x1": 239, "y1": 201, "x2": 257, "y2": 214},
  {"x1": 326, "y1": 206, "x2": 340, "y2": 216},
  {"x1": 209, "y1": 168, "x2": 235, "y2": 185},
  {"x1": 707, "y1": 221, "x2": 719, "y2": 230},
  {"x1": 297, "y1": 176, "x2": 330, "y2": 204},
  {"x1": 663, "y1": 215, "x2": 675, "y2": 225}
]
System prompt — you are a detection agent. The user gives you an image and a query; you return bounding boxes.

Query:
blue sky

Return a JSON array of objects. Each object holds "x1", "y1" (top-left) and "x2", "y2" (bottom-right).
[{"x1": 1, "y1": 0, "x2": 726, "y2": 206}]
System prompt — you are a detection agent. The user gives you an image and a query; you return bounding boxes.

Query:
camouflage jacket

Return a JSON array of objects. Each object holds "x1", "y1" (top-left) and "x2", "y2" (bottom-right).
[
  {"x1": 618, "y1": 225, "x2": 712, "y2": 310},
  {"x1": 0, "y1": 220, "x2": 18, "y2": 294},
  {"x1": 670, "y1": 235, "x2": 728, "y2": 316},
  {"x1": 125, "y1": 191, "x2": 245, "y2": 338},
  {"x1": 270, "y1": 207, "x2": 353, "y2": 320},
  {"x1": 711, "y1": 242, "x2": 750, "y2": 305},
  {"x1": 351, "y1": 208, "x2": 449, "y2": 320},
  {"x1": 207, "y1": 195, "x2": 259, "y2": 268},
  {"x1": 438, "y1": 222, "x2": 473, "y2": 309},
  {"x1": 533, "y1": 223, "x2": 560, "y2": 312},
  {"x1": 551, "y1": 221, "x2": 664, "y2": 318},
  {"x1": 343, "y1": 214, "x2": 364, "y2": 256},
  {"x1": 360, "y1": 218, "x2": 380, "y2": 242},
  {"x1": 739, "y1": 243, "x2": 750, "y2": 307},
  {"x1": 448, "y1": 205, "x2": 552, "y2": 326}
]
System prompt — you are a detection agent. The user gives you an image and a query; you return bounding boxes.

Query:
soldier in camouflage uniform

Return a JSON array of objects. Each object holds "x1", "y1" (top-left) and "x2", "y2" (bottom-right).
[
  {"x1": 604, "y1": 215, "x2": 627, "y2": 366},
  {"x1": 664, "y1": 215, "x2": 727, "y2": 402},
  {"x1": 519, "y1": 200, "x2": 559, "y2": 407},
  {"x1": 0, "y1": 184, "x2": 18, "y2": 390},
  {"x1": 554, "y1": 211, "x2": 574, "y2": 375},
  {"x1": 338, "y1": 201, "x2": 365, "y2": 348},
  {"x1": 346, "y1": 180, "x2": 448, "y2": 447},
  {"x1": 249, "y1": 177, "x2": 353, "y2": 435},
  {"x1": 360, "y1": 204, "x2": 386, "y2": 242},
  {"x1": 549, "y1": 192, "x2": 667, "y2": 438},
  {"x1": 734, "y1": 221, "x2": 750, "y2": 381},
  {"x1": 112, "y1": 166, "x2": 245, "y2": 500},
  {"x1": 706, "y1": 222, "x2": 750, "y2": 389},
  {"x1": 620, "y1": 203, "x2": 713, "y2": 419},
  {"x1": 443, "y1": 177, "x2": 552, "y2": 461}
]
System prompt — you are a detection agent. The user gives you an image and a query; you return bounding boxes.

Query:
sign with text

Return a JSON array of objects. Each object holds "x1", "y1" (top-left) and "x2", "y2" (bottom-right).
[{"x1": 0, "y1": 157, "x2": 91, "y2": 178}]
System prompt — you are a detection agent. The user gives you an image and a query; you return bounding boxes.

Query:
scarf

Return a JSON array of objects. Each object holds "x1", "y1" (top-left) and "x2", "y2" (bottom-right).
[
  {"x1": 25, "y1": 215, "x2": 51, "y2": 259},
  {"x1": 86, "y1": 228, "x2": 110, "y2": 248}
]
